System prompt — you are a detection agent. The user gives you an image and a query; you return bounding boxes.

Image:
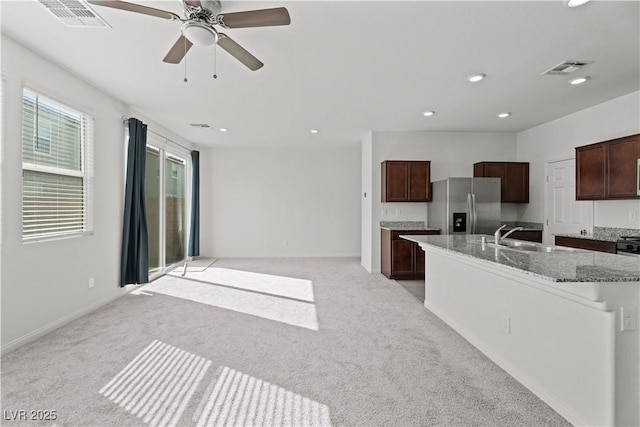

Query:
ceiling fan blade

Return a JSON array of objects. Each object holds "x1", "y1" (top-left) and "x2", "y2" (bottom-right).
[
  {"x1": 218, "y1": 7, "x2": 290, "y2": 28},
  {"x1": 217, "y1": 33, "x2": 263, "y2": 71},
  {"x1": 163, "y1": 35, "x2": 193, "y2": 64},
  {"x1": 87, "y1": 1, "x2": 180, "y2": 20}
]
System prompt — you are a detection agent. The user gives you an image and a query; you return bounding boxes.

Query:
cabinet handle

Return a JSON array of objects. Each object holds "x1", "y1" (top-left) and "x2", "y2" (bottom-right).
[{"x1": 637, "y1": 159, "x2": 640, "y2": 196}]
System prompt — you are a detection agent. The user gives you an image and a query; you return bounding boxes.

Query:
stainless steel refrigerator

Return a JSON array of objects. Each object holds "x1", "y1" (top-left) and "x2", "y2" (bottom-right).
[{"x1": 428, "y1": 177, "x2": 501, "y2": 234}]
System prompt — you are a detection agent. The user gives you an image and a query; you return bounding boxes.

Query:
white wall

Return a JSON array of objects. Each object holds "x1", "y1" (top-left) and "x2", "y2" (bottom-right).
[
  {"x1": 199, "y1": 145, "x2": 361, "y2": 258},
  {"x1": 363, "y1": 131, "x2": 518, "y2": 272},
  {"x1": 517, "y1": 91, "x2": 640, "y2": 229},
  {"x1": 0, "y1": 36, "x2": 194, "y2": 352},
  {"x1": 361, "y1": 133, "x2": 373, "y2": 271}
]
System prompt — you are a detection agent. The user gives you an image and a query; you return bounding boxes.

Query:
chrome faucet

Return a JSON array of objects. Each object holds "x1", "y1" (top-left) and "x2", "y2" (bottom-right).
[{"x1": 494, "y1": 224, "x2": 524, "y2": 245}]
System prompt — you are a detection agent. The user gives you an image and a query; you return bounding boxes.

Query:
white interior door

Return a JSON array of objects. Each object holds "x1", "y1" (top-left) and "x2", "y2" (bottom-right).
[{"x1": 545, "y1": 158, "x2": 593, "y2": 244}]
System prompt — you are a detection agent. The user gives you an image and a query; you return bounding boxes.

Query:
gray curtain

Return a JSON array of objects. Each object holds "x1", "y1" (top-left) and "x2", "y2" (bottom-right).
[
  {"x1": 120, "y1": 118, "x2": 149, "y2": 286},
  {"x1": 188, "y1": 150, "x2": 200, "y2": 257}
]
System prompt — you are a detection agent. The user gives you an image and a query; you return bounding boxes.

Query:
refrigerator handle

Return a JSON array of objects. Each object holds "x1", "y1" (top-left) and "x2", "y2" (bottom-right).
[
  {"x1": 467, "y1": 193, "x2": 473, "y2": 233},
  {"x1": 471, "y1": 193, "x2": 477, "y2": 233}
]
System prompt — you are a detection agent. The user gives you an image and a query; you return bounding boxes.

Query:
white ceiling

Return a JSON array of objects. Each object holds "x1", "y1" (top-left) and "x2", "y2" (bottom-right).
[{"x1": 2, "y1": 0, "x2": 639, "y2": 148}]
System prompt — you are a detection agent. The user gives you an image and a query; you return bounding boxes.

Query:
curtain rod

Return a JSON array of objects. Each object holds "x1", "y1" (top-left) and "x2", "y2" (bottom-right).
[{"x1": 122, "y1": 116, "x2": 192, "y2": 153}]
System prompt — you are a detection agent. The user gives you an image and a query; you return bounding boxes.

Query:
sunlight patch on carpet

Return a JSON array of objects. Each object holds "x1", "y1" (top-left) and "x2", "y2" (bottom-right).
[
  {"x1": 99, "y1": 340, "x2": 211, "y2": 427},
  {"x1": 100, "y1": 341, "x2": 333, "y2": 427},
  {"x1": 178, "y1": 268, "x2": 315, "y2": 302},
  {"x1": 193, "y1": 366, "x2": 332, "y2": 427},
  {"x1": 133, "y1": 269, "x2": 319, "y2": 331}
]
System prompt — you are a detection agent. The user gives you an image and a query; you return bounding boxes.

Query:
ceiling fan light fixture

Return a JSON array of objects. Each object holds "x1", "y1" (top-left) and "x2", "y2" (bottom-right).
[{"x1": 181, "y1": 21, "x2": 218, "y2": 46}]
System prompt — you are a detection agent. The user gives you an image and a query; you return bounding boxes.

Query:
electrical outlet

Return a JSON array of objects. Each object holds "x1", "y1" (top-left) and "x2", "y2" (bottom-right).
[
  {"x1": 621, "y1": 306, "x2": 637, "y2": 331},
  {"x1": 629, "y1": 211, "x2": 637, "y2": 222},
  {"x1": 88, "y1": 277, "x2": 94, "y2": 289},
  {"x1": 502, "y1": 316, "x2": 511, "y2": 334}
]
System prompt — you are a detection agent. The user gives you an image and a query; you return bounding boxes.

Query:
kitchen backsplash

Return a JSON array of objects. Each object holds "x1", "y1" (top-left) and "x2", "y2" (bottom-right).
[
  {"x1": 380, "y1": 221, "x2": 426, "y2": 230},
  {"x1": 502, "y1": 221, "x2": 544, "y2": 230}
]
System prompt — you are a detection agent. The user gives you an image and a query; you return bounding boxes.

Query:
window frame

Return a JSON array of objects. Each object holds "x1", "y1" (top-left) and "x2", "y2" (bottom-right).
[{"x1": 21, "y1": 87, "x2": 94, "y2": 243}]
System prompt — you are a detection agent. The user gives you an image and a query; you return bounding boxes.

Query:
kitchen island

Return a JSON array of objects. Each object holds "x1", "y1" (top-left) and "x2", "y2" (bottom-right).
[{"x1": 401, "y1": 234, "x2": 639, "y2": 427}]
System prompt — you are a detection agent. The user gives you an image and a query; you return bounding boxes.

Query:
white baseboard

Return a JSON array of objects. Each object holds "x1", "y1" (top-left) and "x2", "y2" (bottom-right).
[{"x1": 1, "y1": 289, "x2": 130, "y2": 355}]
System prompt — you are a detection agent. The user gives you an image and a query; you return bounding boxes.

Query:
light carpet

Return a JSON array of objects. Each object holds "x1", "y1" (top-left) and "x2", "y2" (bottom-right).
[{"x1": 0, "y1": 257, "x2": 570, "y2": 426}]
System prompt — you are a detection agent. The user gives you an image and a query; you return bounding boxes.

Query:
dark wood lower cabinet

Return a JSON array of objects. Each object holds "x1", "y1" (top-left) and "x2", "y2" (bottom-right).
[
  {"x1": 381, "y1": 229, "x2": 439, "y2": 279},
  {"x1": 501, "y1": 229, "x2": 543, "y2": 243},
  {"x1": 555, "y1": 236, "x2": 616, "y2": 254}
]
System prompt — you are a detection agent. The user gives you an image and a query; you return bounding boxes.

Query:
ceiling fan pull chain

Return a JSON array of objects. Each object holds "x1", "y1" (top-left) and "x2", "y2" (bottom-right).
[
  {"x1": 183, "y1": 36, "x2": 188, "y2": 83},
  {"x1": 213, "y1": 42, "x2": 218, "y2": 79}
]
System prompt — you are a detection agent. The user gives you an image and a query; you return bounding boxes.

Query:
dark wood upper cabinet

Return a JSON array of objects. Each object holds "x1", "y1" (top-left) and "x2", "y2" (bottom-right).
[
  {"x1": 473, "y1": 162, "x2": 529, "y2": 203},
  {"x1": 382, "y1": 161, "x2": 431, "y2": 202},
  {"x1": 576, "y1": 134, "x2": 639, "y2": 200},
  {"x1": 576, "y1": 143, "x2": 607, "y2": 199},
  {"x1": 607, "y1": 135, "x2": 640, "y2": 198}
]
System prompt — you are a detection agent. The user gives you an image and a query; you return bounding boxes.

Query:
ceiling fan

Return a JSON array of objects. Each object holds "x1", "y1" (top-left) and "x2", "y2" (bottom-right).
[{"x1": 87, "y1": 0, "x2": 291, "y2": 71}]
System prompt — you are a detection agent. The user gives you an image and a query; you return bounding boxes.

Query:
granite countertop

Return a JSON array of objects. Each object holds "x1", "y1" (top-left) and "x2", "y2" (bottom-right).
[
  {"x1": 555, "y1": 226, "x2": 640, "y2": 243},
  {"x1": 400, "y1": 234, "x2": 640, "y2": 283},
  {"x1": 380, "y1": 221, "x2": 439, "y2": 231}
]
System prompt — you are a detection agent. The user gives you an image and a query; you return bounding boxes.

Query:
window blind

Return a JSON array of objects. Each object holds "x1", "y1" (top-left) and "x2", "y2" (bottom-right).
[{"x1": 22, "y1": 89, "x2": 93, "y2": 240}]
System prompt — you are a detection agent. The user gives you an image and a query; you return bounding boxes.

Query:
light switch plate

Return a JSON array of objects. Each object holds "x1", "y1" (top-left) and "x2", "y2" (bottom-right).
[{"x1": 621, "y1": 306, "x2": 637, "y2": 331}]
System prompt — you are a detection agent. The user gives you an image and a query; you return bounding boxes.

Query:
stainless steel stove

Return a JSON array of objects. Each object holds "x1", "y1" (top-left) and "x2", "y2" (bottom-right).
[{"x1": 616, "y1": 236, "x2": 640, "y2": 256}]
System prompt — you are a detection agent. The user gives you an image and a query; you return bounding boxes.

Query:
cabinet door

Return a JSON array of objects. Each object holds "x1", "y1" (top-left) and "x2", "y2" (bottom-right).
[
  {"x1": 555, "y1": 236, "x2": 616, "y2": 254},
  {"x1": 414, "y1": 243, "x2": 425, "y2": 275},
  {"x1": 484, "y1": 163, "x2": 507, "y2": 198},
  {"x1": 576, "y1": 144, "x2": 606, "y2": 200},
  {"x1": 382, "y1": 161, "x2": 408, "y2": 202},
  {"x1": 408, "y1": 162, "x2": 431, "y2": 201},
  {"x1": 501, "y1": 230, "x2": 542, "y2": 243},
  {"x1": 391, "y1": 240, "x2": 415, "y2": 276},
  {"x1": 505, "y1": 163, "x2": 529, "y2": 203},
  {"x1": 607, "y1": 135, "x2": 639, "y2": 198}
]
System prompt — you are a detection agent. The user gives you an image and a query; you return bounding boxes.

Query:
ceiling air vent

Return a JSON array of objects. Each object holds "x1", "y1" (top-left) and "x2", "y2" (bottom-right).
[
  {"x1": 190, "y1": 124, "x2": 211, "y2": 128},
  {"x1": 37, "y1": 0, "x2": 110, "y2": 28},
  {"x1": 542, "y1": 60, "x2": 593, "y2": 76}
]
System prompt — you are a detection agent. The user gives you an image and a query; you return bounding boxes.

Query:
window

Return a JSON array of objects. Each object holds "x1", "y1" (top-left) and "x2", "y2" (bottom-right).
[{"x1": 22, "y1": 88, "x2": 93, "y2": 241}]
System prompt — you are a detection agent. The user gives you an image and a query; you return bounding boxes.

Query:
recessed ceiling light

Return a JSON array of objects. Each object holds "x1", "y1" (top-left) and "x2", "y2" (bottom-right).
[
  {"x1": 569, "y1": 76, "x2": 590, "y2": 85},
  {"x1": 467, "y1": 73, "x2": 486, "y2": 83},
  {"x1": 423, "y1": 111, "x2": 435, "y2": 117},
  {"x1": 310, "y1": 129, "x2": 319, "y2": 134},
  {"x1": 567, "y1": 0, "x2": 590, "y2": 7},
  {"x1": 497, "y1": 112, "x2": 511, "y2": 119},
  {"x1": 219, "y1": 128, "x2": 228, "y2": 132}
]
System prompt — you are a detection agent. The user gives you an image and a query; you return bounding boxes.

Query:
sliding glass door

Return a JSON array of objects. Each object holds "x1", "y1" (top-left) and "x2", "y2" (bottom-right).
[
  {"x1": 145, "y1": 142, "x2": 189, "y2": 278},
  {"x1": 165, "y1": 155, "x2": 186, "y2": 266}
]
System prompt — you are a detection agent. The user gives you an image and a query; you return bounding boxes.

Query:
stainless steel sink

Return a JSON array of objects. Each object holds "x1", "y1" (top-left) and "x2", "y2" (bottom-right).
[
  {"x1": 507, "y1": 244, "x2": 576, "y2": 253},
  {"x1": 474, "y1": 238, "x2": 577, "y2": 253}
]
